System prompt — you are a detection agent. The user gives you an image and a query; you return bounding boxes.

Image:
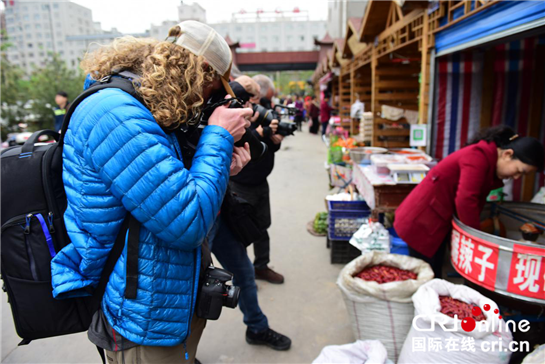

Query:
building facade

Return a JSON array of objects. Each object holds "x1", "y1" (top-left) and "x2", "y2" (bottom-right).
[
  {"x1": 210, "y1": 9, "x2": 327, "y2": 53},
  {"x1": 3, "y1": 0, "x2": 98, "y2": 74},
  {"x1": 327, "y1": 0, "x2": 368, "y2": 39},
  {"x1": 149, "y1": 20, "x2": 178, "y2": 41},
  {"x1": 178, "y1": 1, "x2": 206, "y2": 23}
]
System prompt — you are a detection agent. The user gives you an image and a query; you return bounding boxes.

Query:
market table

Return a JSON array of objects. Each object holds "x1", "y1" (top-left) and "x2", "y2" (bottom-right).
[{"x1": 352, "y1": 164, "x2": 416, "y2": 218}]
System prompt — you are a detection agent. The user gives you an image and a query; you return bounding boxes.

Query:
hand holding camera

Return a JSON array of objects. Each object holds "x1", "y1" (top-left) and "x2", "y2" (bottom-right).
[
  {"x1": 208, "y1": 100, "x2": 252, "y2": 142},
  {"x1": 230, "y1": 142, "x2": 251, "y2": 176}
]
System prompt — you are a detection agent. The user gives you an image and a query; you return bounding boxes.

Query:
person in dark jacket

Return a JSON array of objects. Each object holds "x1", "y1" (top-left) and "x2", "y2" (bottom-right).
[
  {"x1": 320, "y1": 94, "x2": 335, "y2": 136},
  {"x1": 309, "y1": 96, "x2": 320, "y2": 134},
  {"x1": 51, "y1": 21, "x2": 253, "y2": 364},
  {"x1": 207, "y1": 75, "x2": 291, "y2": 350},
  {"x1": 294, "y1": 95, "x2": 304, "y2": 131},
  {"x1": 53, "y1": 91, "x2": 70, "y2": 132},
  {"x1": 230, "y1": 74, "x2": 285, "y2": 284},
  {"x1": 394, "y1": 126, "x2": 544, "y2": 278}
]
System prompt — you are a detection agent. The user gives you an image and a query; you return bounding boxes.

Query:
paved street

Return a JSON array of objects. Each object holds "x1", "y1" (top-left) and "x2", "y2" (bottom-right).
[{"x1": 1, "y1": 124, "x2": 354, "y2": 363}]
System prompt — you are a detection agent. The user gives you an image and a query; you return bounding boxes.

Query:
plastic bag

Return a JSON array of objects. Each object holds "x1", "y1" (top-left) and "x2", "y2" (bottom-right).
[
  {"x1": 531, "y1": 187, "x2": 545, "y2": 204},
  {"x1": 313, "y1": 340, "x2": 393, "y2": 364},
  {"x1": 522, "y1": 344, "x2": 545, "y2": 364},
  {"x1": 337, "y1": 252, "x2": 434, "y2": 362},
  {"x1": 350, "y1": 221, "x2": 391, "y2": 253},
  {"x1": 398, "y1": 279, "x2": 513, "y2": 364}
]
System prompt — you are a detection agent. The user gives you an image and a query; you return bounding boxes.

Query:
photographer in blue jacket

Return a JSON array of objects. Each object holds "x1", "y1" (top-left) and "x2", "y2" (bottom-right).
[{"x1": 51, "y1": 21, "x2": 252, "y2": 363}]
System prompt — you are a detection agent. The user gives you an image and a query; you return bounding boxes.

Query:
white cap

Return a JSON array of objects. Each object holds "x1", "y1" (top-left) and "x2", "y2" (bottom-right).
[{"x1": 171, "y1": 20, "x2": 234, "y2": 97}]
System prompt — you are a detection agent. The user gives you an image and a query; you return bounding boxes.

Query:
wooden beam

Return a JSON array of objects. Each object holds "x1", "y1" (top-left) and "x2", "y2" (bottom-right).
[
  {"x1": 372, "y1": 45, "x2": 379, "y2": 145},
  {"x1": 419, "y1": 11, "x2": 429, "y2": 125},
  {"x1": 375, "y1": 129, "x2": 411, "y2": 137},
  {"x1": 375, "y1": 69, "x2": 421, "y2": 76},
  {"x1": 375, "y1": 93, "x2": 420, "y2": 101},
  {"x1": 376, "y1": 80, "x2": 420, "y2": 89},
  {"x1": 434, "y1": 0, "x2": 501, "y2": 34}
]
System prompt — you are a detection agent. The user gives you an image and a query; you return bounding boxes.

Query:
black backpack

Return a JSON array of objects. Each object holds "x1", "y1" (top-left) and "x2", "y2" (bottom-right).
[{"x1": 0, "y1": 75, "x2": 142, "y2": 351}]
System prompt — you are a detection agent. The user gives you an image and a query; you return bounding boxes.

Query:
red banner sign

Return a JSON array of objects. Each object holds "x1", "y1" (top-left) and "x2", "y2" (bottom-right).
[
  {"x1": 451, "y1": 220, "x2": 545, "y2": 302},
  {"x1": 451, "y1": 222, "x2": 499, "y2": 292},
  {"x1": 507, "y1": 244, "x2": 545, "y2": 300}
]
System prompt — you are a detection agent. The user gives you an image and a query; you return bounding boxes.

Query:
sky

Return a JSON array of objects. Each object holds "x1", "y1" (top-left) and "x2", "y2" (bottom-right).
[{"x1": 69, "y1": 0, "x2": 329, "y2": 34}]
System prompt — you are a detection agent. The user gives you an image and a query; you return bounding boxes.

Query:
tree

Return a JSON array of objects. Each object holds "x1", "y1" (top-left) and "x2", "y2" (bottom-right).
[
  {"x1": 27, "y1": 52, "x2": 85, "y2": 131},
  {"x1": 0, "y1": 31, "x2": 30, "y2": 141}
]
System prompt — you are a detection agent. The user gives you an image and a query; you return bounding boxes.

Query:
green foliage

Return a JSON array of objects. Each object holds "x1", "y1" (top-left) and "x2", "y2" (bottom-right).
[
  {"x1": 1, "y1": 34, "x2": 85, "y2": 140},
  {"x1": 27, "y1": 52, "x2": 85, "y2": 131},
  {"x1": 1, "y1": 33, "x2": 30, "y2": 140},
  {"x1": 274, "y1": 70, "x2": 314, "y2": 97},
  {"x1": 243, "y1": 70, "x2": 315, "y2": 98}
]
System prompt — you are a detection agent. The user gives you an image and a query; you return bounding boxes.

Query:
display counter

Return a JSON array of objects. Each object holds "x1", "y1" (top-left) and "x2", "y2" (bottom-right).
[{"x1": 352, "y1": 164, "x2": 416, "y2": 217}]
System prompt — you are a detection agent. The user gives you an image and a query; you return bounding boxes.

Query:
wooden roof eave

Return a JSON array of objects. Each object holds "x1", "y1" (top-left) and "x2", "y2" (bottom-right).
[{"x1": 359, "y1": 0, "x2": 393, "y2": 42}]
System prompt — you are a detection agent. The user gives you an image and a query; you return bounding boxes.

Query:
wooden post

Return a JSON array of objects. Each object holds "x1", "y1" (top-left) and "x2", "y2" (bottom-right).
[
  {"x1": 418, "y1": 11, "x2": 429, "y2": 125},
  {"x1": 371, "y1": 46, "x2": 378, "y2": 146},
  {"x1": 350, "y1": 64, "x2": 356, "y2": 135}
]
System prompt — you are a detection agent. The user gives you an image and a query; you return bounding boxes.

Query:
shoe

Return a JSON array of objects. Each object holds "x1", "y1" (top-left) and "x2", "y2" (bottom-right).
[
  {"x1": 254, "y1": 267, "x2": 284, "y2": 284},
  {"x1": 246, "y1": 328, "x2": 291, "y2": 351}
]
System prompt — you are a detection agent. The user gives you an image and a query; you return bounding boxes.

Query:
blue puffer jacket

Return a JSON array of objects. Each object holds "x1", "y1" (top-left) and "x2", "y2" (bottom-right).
[{"x1": 51, "y1": 84, "x2": 234, "y2": 346}]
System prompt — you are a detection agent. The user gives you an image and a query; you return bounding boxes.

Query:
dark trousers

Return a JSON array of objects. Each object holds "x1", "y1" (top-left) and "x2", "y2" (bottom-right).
[
  {"x1": 294, "y1": 115, "x2": 304, "y2": 131},
  {"x1": 408, "y1": 234, "x2": 449, "y2": 279},
  {"x1": 309, "y1": 117, "x2": 320, "y2": 134},
  {"x1": 229, "y1": 180, "x2": 271, "y2": 269},
  {"x1": 321, "y1": 121, "x2": 328, "y2": 136},
  {"x1": 208, "y1": 217, "x2": 269, "y2": 333}
]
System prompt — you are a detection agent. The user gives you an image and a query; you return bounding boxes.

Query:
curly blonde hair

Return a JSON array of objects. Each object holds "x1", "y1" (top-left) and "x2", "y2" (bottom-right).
[{"x1": 80, "y1": 28, "x2": 219, "y2": 130}]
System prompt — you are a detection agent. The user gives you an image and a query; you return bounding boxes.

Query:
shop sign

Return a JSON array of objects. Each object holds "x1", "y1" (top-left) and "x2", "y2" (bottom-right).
[
  {"x1": 451, "y1": 220, "x2": 545, "y2": 303},
  {"x1": 507, "y1": 244, "x2": 545, "y2": 301},
  {"x1": 451, "y1": 226, "x2": 499, "y2": 293}
]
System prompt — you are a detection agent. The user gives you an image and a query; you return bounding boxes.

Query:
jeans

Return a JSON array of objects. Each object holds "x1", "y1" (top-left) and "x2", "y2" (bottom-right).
[
  {"x1": 229, "y1": 180, "x2": 271, "y2": 269},
  {"x1": 321, "y1": 121, "x2": 328, "y2": 136},
  {"x1": 208, "y1": 216, "x2": 269, "y2": 333}
]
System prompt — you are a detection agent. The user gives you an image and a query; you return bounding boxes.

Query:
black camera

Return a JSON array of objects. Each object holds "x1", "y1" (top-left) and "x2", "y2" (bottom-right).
[
  {"x1": 196, "y1": 266, "x2": 240, "y2": 320},
  {"x1": 186, "y1": 95, "x2": 268, "y2": 162},
  {"x1": 251, "y1": 104, "x2": 298, "y2": 138},
  {"x1": 276, "y1": 121, "x2": 298, "y2": 137}
]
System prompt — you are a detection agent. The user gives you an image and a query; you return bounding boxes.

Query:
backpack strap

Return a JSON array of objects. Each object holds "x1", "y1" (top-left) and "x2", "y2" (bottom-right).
[
  {"x1": 90, "y1": 212, "x2": 133, "y2": 313},
  {"x1": 124, "y1": 216, "x2": 141, "y2": 299},
  {"x1": 59, "y1": 75, "x2": 145, "y2": 147}
]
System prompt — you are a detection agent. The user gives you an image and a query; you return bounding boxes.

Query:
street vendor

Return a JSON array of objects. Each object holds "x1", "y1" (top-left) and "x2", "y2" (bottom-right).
[{"x1": 394, "y1": 126, "x2": 544, "y2": 278}]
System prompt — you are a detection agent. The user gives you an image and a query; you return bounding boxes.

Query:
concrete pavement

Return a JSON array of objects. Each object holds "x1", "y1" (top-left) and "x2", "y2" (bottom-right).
[{"x1": 1, "y1": 124, "x2": 355, "y2": 363}]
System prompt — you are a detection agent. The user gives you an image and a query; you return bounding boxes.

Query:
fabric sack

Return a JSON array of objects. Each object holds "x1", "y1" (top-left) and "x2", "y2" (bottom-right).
[
  {"x1": 337, "y1": 252, "x2": 434, "y2": 362},
  {"x1": 398, "y1": 279, "x2": 513, "y2": 364},
  {"x1": 313, "y1": 340, "x2": 394, "y2": 364}
]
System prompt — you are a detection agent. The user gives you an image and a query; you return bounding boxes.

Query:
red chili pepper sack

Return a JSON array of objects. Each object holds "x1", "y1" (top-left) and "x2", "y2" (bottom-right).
[
  {"x1": 439, "y1": 296, "x2": 486, "y2": 321},
  {"x1": 355, "y1": 264, "x2": 417, "y2": 284}
]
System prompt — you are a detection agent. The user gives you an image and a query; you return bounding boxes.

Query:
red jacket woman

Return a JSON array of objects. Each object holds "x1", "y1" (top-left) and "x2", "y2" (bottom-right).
[{"x1": 394, "y1": 126, "x2": 544, "y2": 278}]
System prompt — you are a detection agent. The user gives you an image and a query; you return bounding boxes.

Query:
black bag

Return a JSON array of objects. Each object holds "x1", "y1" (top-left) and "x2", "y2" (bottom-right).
[
  {"x1": 221, "y1": 188, "x2": 263, "y2": 247},
  {"x1": 0, "y1": 75, "x2": 142, "y2": 347}
]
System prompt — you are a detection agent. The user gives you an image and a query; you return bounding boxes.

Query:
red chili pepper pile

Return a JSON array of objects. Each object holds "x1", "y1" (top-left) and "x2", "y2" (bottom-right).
[
  {"x1": 439, "y1": 296, "x2": 486, "y2": 321},
  {"x1": 355, "y1": 264, "x2": 417, "y2": 284}
]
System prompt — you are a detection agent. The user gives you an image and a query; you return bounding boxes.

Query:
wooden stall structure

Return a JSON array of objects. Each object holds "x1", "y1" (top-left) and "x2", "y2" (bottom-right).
[{"x1": 312, "y1": 0, "x2": 505, "y2": 147}]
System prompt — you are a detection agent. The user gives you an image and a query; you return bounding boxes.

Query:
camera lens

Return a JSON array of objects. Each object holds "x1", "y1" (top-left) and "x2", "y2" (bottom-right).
[{"x1": 223, "y1": 285, "x2": 240, "y2": 309}]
